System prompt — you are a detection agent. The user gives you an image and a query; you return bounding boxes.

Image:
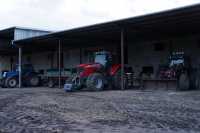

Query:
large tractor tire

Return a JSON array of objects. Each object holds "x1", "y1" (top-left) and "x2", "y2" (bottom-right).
[
  {"x1": 28, "y1": 75, "x2": 40, "y2": 87},
  {"x1": 86, "y1": 73, "x2": 105, "y2": 91},
  {"x1": 177, "y1": 73, "x2": 190, "y2": 91},
  {"x1": 5, "y1": 77, "x2": 18, "y2": 88}
]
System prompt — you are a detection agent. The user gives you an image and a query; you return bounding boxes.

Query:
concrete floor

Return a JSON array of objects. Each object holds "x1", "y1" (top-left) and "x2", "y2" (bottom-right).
[{"x1": 0, "y1": 88, "x2": 200, "y2": 133}]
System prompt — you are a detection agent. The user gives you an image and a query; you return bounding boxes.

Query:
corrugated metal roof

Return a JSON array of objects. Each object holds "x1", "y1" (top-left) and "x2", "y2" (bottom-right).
[
  {"x1": 0, "y1": 27, "x2": 51, "y2": 40},
  {"x1": 14, "y1": 3, "x2": 200, "y2": 46},
  {"x1": 0, "y1": 27, "x2": 51, "y2": 54},
  {"x1": 14, "y1": 28, "x2": 50, "y2": 40}
]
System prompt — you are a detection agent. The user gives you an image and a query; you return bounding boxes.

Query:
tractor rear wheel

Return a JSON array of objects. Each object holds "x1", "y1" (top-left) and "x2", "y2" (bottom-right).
[
  {"x1": 6, "y1": 77, "x2": 18, "y2": 88},
  {"x1": 86, "y1": 73, "x2": 105, "y2": 91},
  {"x1": 177, "y1": 73, "x2": 190, "y2": 91},
  {"x1": 29, "y1": 75, "x2": 40, "y2": 87}
]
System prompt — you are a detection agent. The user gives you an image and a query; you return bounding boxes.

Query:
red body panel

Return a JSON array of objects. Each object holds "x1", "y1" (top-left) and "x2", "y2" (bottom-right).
[
  {"x1": 78, "y1": 64, "x2": 92, "y2": 68},
  {"x1": 110, "y1": 64, "x2": 121, "y2": 76},
  {"x1": 77, "y1": 63, "x2": 103, "y2": 78},
  {"x1": 77, "y1": 63, "x2": 121, "y2": 78}
]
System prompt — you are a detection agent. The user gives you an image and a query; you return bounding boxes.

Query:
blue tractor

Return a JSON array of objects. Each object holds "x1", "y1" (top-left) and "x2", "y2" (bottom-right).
[{"x1": 1, "y1": 64, "x2": 40, "y2": 88}]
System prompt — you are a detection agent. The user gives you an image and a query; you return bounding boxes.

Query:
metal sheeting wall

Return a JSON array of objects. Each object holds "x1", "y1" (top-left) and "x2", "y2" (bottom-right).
[{"x1": 14, "y1": 28, "x2": 49, "y2": 41}]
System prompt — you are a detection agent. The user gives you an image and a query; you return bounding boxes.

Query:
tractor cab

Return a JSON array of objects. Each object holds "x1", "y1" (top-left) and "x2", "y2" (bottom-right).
[
  {"x1": 169, "y1": 52, "x2": 187, "y2": 68},
  {"x1": 94, "y1": 51, "x2": 113, "y2": 72},
  {"x1": 159, "y1": 52, "x2": 189, "y2": 79},
  {"x1": 168, "y1": 52, "x2": 191, "y2": 76},
  {"x1": 94, "y1": 51, "x2": 112, "y2": 67}
]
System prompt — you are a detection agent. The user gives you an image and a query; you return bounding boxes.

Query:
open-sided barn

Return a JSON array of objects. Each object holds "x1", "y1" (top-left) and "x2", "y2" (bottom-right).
[{"x1": 2, "y1": 4, "x2": 200, "y2": 90}]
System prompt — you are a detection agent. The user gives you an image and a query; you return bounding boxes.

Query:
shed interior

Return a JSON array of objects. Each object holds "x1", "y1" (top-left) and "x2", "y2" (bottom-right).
[{"x1": 14, "y1": 4, "x2": 200, "y2": 89}]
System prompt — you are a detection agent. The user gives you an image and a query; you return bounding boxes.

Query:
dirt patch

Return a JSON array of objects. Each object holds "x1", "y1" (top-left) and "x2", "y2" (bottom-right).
[{"x1": 0, "y1": 88, "x2": 199, "y2": 133}]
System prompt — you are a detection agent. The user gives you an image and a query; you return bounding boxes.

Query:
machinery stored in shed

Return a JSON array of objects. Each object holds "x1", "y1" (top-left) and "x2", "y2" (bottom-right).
[
  {"x1": 159, "y1": 52, "x2": 200, "y2": 90},
  {"x1": 64, "y1": 51, "x2": 142, "y2": 91},
  {"x1": 46, "y1": 68, "x2": 73, "y2": 88},
  {"x1": 0, "y1": 64, "x2": 40, "y2": 88}
]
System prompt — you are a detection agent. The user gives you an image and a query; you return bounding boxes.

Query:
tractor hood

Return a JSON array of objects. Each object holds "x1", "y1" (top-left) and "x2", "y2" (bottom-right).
[
  {"x1": 77, "y1": 63, "x2": 102, "y2": 69},
  {"x1": 76, "y1": 63, "x2": 103, "y2": 78},
  {"x1": 77, "y1": 63, "x2": 93, "y2": 68},
  {"x1": 2, "y1": 71, "x2": 18, "y2": 78}
]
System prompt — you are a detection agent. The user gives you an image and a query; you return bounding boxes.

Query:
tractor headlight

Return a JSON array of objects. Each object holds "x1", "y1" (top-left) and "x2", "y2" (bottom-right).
[{"x1": 2, "y1": 72, "x2": 7, "y2": 78}]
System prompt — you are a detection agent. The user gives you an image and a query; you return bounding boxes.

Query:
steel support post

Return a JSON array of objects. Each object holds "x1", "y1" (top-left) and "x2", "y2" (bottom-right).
[
  {"x1": 80, "y1": 48, "x2": 82, "y2": 64},
  {"x1": 58, "y1": 39, "x2": 61, "y2": 89},
  {"x1": 18, "y1": 47, "x2": 22, "y2": 88},
  {"x1": 121, "y1": 29, "x2": 125, "y2": 90}
]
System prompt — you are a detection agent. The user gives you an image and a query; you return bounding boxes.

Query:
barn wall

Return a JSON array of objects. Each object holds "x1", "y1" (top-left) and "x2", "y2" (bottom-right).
[
  {"x1": 0, "y1": 55, "x2": 18, "y2": 73},
  {"x1": 0, "y1": 56, "x2": 11, "y2": 72},
  {"x1": 27, "y1": 35, "x2": 200, "y2": 75},
  {"x1": 27, "y1": 44, "x2": 119, "y2": 72},
  {"x1": 29, "y1": 52, "x2": 51, "y2": 71},
  {"x1": 63, "y1": 49, "x2": 80, "y2": 68},
  {"x1": 27, "y1": 50, "x2": 81, "y2": 71}
]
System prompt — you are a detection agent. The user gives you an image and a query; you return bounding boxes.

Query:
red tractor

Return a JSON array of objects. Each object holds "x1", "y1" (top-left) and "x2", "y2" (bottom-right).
[{"x1": 64, "y1": 51, "x2": 133, "y2": 91}]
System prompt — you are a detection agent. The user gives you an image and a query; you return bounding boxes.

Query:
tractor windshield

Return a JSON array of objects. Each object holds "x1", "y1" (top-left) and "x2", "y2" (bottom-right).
[
  {"x1": 95, "y1": 54, "x2": 107, "y2": 66},
  {"x1": 169, "y1": 52, "x2": 184, "y2": 67}
]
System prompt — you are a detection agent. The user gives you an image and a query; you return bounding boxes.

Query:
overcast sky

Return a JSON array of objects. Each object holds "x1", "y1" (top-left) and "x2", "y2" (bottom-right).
[{"x1": 0, "y1": 0, "x2": 200, "y2": 31}]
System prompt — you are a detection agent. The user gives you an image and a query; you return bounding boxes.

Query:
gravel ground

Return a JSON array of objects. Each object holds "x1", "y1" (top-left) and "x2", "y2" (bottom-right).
[{"x1": 0, "y1": 88, "x2": 200, "y2": 133}]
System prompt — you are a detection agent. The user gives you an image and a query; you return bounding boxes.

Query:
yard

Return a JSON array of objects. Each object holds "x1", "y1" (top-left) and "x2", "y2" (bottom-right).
[{"x1": 0, "y1": 88, "x2": 200, "y2": 133}]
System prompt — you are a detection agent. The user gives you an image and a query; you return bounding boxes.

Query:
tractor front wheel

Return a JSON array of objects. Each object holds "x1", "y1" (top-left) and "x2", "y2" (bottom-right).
[
  {"x1": 86, "y1": 73, "x2": 105, "y2": 91},
  {"x1": 6, "y1": 77, "x2": 18, "y2": 88}
]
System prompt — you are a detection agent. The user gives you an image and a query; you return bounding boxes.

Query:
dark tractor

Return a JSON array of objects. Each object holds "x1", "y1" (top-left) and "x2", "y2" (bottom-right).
[
  {"x1": 159, "y1": 52, "x2": 200, "y2": 90},
  {"x1": 1, "y1": 64, "x2": 40, "y2": 88},
  {"x1": 64, "y1": 51, "x2": 134, "y2": 91}
]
